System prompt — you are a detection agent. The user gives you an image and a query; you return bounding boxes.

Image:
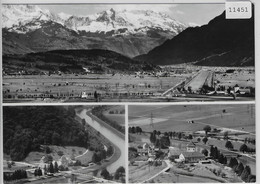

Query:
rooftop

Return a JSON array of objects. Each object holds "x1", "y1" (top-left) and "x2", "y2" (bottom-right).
[
  {"x1": 181, "y1": 151, "x2": 205, "y2": 158},
  {"x1": 187, "y1": 141, "x2": 196, "y2": 148}
]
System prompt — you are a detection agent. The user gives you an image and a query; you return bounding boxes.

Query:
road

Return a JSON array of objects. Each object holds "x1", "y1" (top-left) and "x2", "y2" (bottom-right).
[
  {"x1": 75, "y1": 150, "x2": 89, "y2": 159},
  {"x1": 141, "y1": 160, "x2": 172, "y2": 183},
  {"x1": 184, "y1": 70, "x2": 213, "y2": 91}
]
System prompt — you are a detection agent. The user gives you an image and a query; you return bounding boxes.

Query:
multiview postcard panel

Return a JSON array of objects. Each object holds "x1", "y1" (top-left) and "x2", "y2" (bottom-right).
[
  {"x1": 3, "y1": 105, "x2": 126, "y2": 183},
  {"x1": 128, "y1": 104, "x2": 255, "y2": 183},
  {"x1": 2, "y1": 3, "x2": 255, "y2": 102}
]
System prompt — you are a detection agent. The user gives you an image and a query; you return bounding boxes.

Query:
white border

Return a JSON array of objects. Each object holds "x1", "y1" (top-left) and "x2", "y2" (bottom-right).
[{"x1": 0, "y1": 0, "x2": 259, "y2": 184}]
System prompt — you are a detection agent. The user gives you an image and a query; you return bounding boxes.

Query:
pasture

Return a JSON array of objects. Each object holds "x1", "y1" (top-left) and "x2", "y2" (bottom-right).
[
  {"x1": 128, "y1": 104, "x2": 255, "y2": 134},
  {"x1": 3, "y1": 73, "x2": 186, "y2": 101}
]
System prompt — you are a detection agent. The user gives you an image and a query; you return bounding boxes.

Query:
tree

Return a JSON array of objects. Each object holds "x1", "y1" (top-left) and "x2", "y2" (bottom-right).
[
  {"x1": 229, "y1": 157, "x2": 238, "y2": 169},
  {"x1": 202, "y1": 137, "x2": 208, "y2": 144},
  {"x1": 247, "y1": 175, "x2": 256, "y2": 183},
  {"x1": 225, "y1": 141, "x2": 234, "y2": 150},
  {"x1": 218, "y1": 154, "x2": 225, "y2": 164},
  {"x1": 114, "y1": 166, "x2": 125, "y2": 180},
  {"x1": 178, "y1": 132, "x2": 182, "y2": 140},
  {"x1": 155, "y1": 139, "x2": 160, "y2": 148},
  {"x1": 202, "y1": 149, "x2": 208, "y2": 156},
  {"x1": 38, "y1": 168, "x2": 42, "y2": 176},
  {"x1": 101, "y1": 168, "x2": 110, "y2": 179},
  {"x1": 224, "y1": 131, "x2": 229, "y2": 140},
  {"x1": 92, "y1": 153, "x2": 99, "y2": 163},
  {"x1": 52, "y1": 132, "x2": 61, "y2": 145},
  {"x1": 44, "y1": 165, "x2": 47, "y2": 175},
  {"x1": 203, "y1": 125, "x2": 211, "y2": 135},
  {"x1": 57, "y1": 151, "x2": 64, "y2": 157},
  {"x1": 54, "y1": 161, "x2": 59, "y2": 173},
  {"x1": 241, "y1": 165, "x2": 251, "y2": 181},
  {"x1": 100, "y1": 149, "x2": 107, "y2": 160},
  {"x1": 107, "y1": 146, "x2": 113, "y2": 156},
  {"x1": 188, "y1": 134, "x2": 193, "y2": 140},
  {"x1": 235, "y1": 163, "x2": 244, "y2": 176},
  {"x1": 49, "y1": 162, "x2": 54, "y2": 173},
  {"x1": 150, "y1": 133, "x2": 156, "y2": 144},
  {"x1": 240, "y1": 144, "x2": 248, "y2": 153},
  {"x1": 197, "y1": 137, "x2": 201, "y2": 142}
]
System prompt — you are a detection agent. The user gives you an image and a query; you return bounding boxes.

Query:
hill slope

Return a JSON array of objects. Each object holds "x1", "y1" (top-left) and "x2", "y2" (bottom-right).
[
  {"x1": 135, "y1": 11, "x2": 254, "y2": 66},
  {"x1": 3, "y1": 49, "x2": 157, "y2": 75}
]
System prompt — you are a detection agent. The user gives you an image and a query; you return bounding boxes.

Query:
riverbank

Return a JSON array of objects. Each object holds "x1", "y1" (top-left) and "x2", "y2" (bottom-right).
[{"x1": 76, "y1": 109, "x2": 125, "y2": 174}]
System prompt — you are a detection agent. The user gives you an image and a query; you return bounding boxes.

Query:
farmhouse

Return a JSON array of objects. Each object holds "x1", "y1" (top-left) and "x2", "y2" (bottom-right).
[
  {"x1": 179, "y1": 152, "x2": 205, "y2": 163},
  {"x1": 186, "y1": 142, "x2": 196, "y2": 152},
  {"x1": 168, "y1": 147, "x2": 182, "y2": 160}
]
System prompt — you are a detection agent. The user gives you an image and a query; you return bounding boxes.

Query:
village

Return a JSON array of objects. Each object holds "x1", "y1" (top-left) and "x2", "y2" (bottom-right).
[{"x1": 128, "y1": 104, "x2": 256, "y2": 183}]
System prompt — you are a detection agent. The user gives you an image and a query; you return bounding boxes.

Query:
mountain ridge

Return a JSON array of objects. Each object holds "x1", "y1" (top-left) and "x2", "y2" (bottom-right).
[
  {"x1": 135, "y1": 11, "x2": 254, "y2": 66},
  {"x1": 2, "y1": 5, "x2": 187, "y2": 57}
]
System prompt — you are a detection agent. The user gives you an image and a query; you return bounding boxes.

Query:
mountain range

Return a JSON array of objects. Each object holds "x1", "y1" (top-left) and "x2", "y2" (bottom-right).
[
  {"x1": 2, "y1": 5, "x2": 187, "y2": 57},
  {"x1": 135, "y1": 10, "x2": 254, "y2": 66}
]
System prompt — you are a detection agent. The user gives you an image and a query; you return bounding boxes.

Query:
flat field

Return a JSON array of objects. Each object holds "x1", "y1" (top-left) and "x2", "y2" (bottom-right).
[
  {"x1": 129, "y1": 104, "x2": 255, "y2": 134},
  {"x1": 102, "y1": 106, "x2": 125, "y2": 126},
  {"x1": 3, "y1": 73, "x2": 186, "y2": 97}
]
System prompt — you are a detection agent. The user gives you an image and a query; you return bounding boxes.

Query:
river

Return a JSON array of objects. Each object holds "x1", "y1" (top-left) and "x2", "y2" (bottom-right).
[{"x1": 76, "y1": 109, "x2": 125, "y2": 173}]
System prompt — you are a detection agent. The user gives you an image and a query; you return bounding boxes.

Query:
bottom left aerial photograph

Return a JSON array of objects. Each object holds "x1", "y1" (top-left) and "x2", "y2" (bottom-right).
[{"x1": 2, "y1": 105, "x2": 126, "y2": 183}]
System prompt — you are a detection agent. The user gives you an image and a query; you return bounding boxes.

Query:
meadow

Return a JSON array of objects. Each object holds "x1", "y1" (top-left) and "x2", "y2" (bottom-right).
[{"x1": 128, "y1": 104, "x2": 255, "y2": 134}]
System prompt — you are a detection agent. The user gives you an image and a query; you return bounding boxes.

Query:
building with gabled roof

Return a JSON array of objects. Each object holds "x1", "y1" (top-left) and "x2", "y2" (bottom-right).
[
  {"x1": 179, "y1": 151, "x2": 205, "y2": 163},
  {"x1": 186, "y1": 141, "x2": 196, "y2": 152}
]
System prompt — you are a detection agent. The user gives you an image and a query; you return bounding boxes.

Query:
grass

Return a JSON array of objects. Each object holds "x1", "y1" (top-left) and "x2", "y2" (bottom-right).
[
  {"x1": 129, "y1": 104, "x2": 255, "y2": 133},
  {"x1": 3, "y1": 73, "x2": 185, "y2": 99},
  {"x1": 102, "y1": 106, "x2": 125, "y2": 126},
  {"x1": 129, "y1": 161, "x2": 167, "y2": 183},
  {"x1": 23, "y1": 146, "x2": 89, "y2": 164}
]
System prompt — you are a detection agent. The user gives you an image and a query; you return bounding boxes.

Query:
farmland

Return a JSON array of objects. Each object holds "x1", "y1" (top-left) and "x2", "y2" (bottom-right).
[
  {"x1": 129, "y1": 104, "x2": 255, "y2": 133},
  {"x1": 2, "y1": 73, "x2": 187, "y2": 102},
  {"x1": 2, "y1": 65, "x2": 255, "y2": 102},
  {"x1": 128, "y1": 104, "x2": 255, "y2": 183}
]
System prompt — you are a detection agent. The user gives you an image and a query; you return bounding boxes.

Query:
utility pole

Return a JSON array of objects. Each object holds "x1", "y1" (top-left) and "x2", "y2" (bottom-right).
[{"x1": 150, "y1": 112, "x2": 154, "y2": 128}]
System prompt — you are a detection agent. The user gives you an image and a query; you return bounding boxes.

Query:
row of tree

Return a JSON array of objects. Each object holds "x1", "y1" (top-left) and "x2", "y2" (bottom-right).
[
  {"x1": 100, "y1": 166, "x2": 125, "y2": 182},
  {"x1": 128, "y1": 126, "x2": 143, "y2": 134},
  {"x1": 229, "y1": 158, "x2": 255, "y2": 182},
  {"x1": 150, "y1": 132, "x2": 170, "y2": 149},
  {"x1": 225, "y1": 141, "x2": 255, "y2": 153},
  {"x1": 244, "y1": 137, "x2": 256, "y2": 145},
  {"x1": 92, "y1": 146, "x2": 113, "y2": 163},
  {"x1": 209, "y1": 146, "x2": 228, "y2": 164},
  {"x1": 4, "y1": 169, "x2": 27, "y2": 181},
  {"x1": 210, "y1": 145, "x2": 255, "y2": 182},
  {"x1": 91, "y1": 106, "x2": 125, "y2": 134}
]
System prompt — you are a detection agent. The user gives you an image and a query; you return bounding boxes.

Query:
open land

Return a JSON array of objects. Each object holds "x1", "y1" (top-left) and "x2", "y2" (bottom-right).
[{"x1": 3, "y1": 66, "x2": 254, "y2": 102}]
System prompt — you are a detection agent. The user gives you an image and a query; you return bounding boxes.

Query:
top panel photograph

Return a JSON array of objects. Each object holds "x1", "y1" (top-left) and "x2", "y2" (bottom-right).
[{"x1": 2, "y1": 3, "x2": 255, "y2": 103}]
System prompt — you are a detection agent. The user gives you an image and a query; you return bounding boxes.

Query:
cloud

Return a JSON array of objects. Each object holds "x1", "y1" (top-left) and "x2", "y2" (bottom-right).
[{"x1": 90, "y1": 4, "x2": 178, "y2": 14}]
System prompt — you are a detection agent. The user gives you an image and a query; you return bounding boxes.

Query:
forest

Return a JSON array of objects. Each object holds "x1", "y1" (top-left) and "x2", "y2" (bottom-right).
[{"x1": 3, "y1": 106, "x2": 89, "y2": 161}]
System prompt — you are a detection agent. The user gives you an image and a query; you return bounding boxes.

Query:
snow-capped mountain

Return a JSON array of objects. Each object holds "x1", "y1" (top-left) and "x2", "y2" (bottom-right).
[{"x1": 2, "y1": 5, "x2": 187, "y2": 57}]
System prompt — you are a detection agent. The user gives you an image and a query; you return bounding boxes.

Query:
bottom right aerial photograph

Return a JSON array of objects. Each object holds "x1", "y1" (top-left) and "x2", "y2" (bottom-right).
[{"x1": 128, "y1": 104, "x2": 255, "y2": 183}]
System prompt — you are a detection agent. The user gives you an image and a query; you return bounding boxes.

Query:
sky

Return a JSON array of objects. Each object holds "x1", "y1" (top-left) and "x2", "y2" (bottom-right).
[{"x1": 39, "y1": 4, "x2": 225, "y2": 26}]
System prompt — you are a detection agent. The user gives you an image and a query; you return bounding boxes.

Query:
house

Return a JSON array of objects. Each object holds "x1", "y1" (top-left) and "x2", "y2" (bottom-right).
[
  {"x1": 143, "y1": 143, "x2": 149, "y2": 150},
  {"x1": 186, "y1": 142, "x2": 196, "y2": 152},
  {"x1": 168, "y1": 147, "x2": 182, "y2": 160},
  {"x1": 179, "y1": 152, "x2": 205, "y2": 163}
]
